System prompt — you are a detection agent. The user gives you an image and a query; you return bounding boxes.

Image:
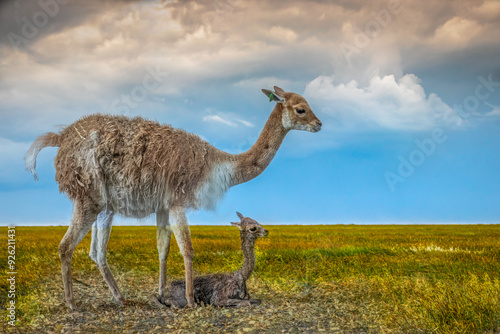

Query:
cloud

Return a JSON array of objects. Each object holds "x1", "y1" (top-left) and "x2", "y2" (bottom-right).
[
  {"x1": 305, "y1": 74, "x2": 453, "y2": 131},
  {"x1": 203, "y1": 110, "x2": 254, "y2": 128},
  {"x1": 431, "y1": 17, "x2": 483, "y2": 48},
  {"x1": 0, "y1": 0, "x2": 498, "y2": 145},
  {"x1": 237, "y1": 119, "x2": 255, "y2": 127},
  {"x1": 203, "y1": 115, "x2": 237, "y2": 127}
]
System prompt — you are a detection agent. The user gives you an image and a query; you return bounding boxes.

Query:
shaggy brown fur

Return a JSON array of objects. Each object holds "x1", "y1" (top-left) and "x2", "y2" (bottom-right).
[
  {"x1": 53, "y1": 115, "x2": 226, "y2": 213},
  {"x1": 161, "y1": 212, "x2": 267, "y2": 308},
  {"x1": 25, "y1": 86, "x2": 321, "y2": 310}
]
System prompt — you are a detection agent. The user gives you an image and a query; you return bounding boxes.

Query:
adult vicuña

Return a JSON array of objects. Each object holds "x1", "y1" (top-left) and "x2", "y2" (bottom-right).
[
  {"x1": 25, "y1": 86, "x2": 322, "y2": 310},
  {"x1": 163, "y1": 212, "x2": 267, "y2": 308}
]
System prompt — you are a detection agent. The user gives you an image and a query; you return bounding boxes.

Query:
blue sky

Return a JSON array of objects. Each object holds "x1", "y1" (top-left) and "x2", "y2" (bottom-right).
[{"x1": 0, "y1": 0, "x2": 499, "y2": 225}]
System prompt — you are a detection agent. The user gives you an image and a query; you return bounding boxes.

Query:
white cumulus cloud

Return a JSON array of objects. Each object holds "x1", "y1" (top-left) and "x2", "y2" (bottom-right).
[{"x1": 305, "y1": 74, "x2": 453, "y2": 131}]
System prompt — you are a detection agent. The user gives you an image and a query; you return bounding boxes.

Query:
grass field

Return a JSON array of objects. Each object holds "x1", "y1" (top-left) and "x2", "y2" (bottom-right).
[{"x1": 1, "y1": 224, "x2": 499, "y2": 333}]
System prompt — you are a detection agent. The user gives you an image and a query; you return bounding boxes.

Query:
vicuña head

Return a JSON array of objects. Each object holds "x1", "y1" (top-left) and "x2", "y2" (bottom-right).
[
  {"x1": 231, "y1": 211, "x2": 269, "y2": 240},
  {"x1": 262, "y1": 86, "x2": 322, "y2": 133}
]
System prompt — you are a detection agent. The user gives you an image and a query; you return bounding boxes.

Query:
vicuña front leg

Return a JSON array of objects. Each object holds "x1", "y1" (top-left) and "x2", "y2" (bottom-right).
[
  {"x1": 170, "y1": 206, "x2": 195, "y2": 308},
  {"x1": 89, "y1": 209, "x2": 126, "y2": 305},
  {"x1": 156, "y1": 209, "x2": 172, "y2": 300}
]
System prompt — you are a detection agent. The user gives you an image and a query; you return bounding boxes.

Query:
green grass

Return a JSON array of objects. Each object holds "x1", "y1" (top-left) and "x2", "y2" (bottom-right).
[{"x1": 1, "y1": 224, "x2": 499, "y2": 333}]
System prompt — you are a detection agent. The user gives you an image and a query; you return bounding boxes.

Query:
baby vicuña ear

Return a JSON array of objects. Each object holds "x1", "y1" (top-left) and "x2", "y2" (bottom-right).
[
  {"x1": 262, "y1": 89, "x2": 284, "y2": 103},
  {"x1": 230, "y1": 222, "x2": 240, "y2": 227},
  {"x1": 236, "y1": 211, "x2": 245, "y2": 220}
]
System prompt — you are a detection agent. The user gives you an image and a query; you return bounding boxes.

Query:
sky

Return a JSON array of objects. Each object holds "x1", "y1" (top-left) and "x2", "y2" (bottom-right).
[{"x1": 0, "y1": 0, "x2": 499, "y2": 225}]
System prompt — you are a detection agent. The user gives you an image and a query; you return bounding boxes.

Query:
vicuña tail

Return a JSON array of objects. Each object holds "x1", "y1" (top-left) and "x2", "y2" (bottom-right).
[{"x1": 25, "y1": 132, "x2": 61, "y2": 181}]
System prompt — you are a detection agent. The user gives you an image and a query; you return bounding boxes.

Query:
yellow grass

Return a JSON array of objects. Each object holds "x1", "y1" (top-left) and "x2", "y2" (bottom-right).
[{"x1": 1, "y1": 224, "x2": 499, "y2": 333}]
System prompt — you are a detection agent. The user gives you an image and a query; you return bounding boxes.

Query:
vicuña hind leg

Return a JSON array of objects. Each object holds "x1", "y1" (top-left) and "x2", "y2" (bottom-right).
[
  {"x1": 89, "y1": 209, "x2": 126, "y2": 305},
  {"x1": 59, "y1": 198, "x2": 98, "y2": 310},
  {"x1": 170, "y1": 206, "x2": 195, "y2": 308},
  {"x1": 156, "y1": 209, "x2": 172, "y2": 299}
]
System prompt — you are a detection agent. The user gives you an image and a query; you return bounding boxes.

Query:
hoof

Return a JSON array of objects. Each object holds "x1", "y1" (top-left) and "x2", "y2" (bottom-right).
[{"x1": 68, "y1": 301, "x2": 78, "y2": 312}]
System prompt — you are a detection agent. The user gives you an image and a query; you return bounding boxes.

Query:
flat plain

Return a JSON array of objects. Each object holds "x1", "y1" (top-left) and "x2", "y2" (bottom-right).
[{"x1": 1, "y1": 224, "x2": 499, "y2": 333}]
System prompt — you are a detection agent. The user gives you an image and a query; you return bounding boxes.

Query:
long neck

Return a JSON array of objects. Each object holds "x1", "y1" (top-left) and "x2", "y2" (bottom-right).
[
  {"x1": 238, "y1": 236, "x2": 256, "y2": 280},
  {"x1": 233, "y1": 104, "x2": 288, "y2": 185}
]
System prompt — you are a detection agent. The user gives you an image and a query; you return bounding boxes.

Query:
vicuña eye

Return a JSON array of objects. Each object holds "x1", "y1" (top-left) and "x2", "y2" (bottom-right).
[
  {"x1": 249, "y1": 227, "x2": 257, "y2": 232},
  {"x1": 295, "y1": 108, "x2": 306, "y2": 114}
]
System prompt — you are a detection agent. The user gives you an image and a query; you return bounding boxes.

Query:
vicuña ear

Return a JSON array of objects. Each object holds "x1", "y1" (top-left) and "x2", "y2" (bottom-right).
[
  {"x1": 262, "y1": 89, "x2": 284, "y2": 103},
  {"x1": 231, "y1": 222, "x2": 240, "y2": 227},
  {"x1": 274, "y1": 86, "x2": 286, "y2": 97},
  {"x1": 236, "y1": 211, "x2": 245, "y2": 220}
]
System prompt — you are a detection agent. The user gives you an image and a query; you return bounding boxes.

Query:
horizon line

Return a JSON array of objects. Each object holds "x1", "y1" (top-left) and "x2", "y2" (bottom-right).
[{"x1": 1, "y1": 221, "x2": 499, "y2": 227}]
